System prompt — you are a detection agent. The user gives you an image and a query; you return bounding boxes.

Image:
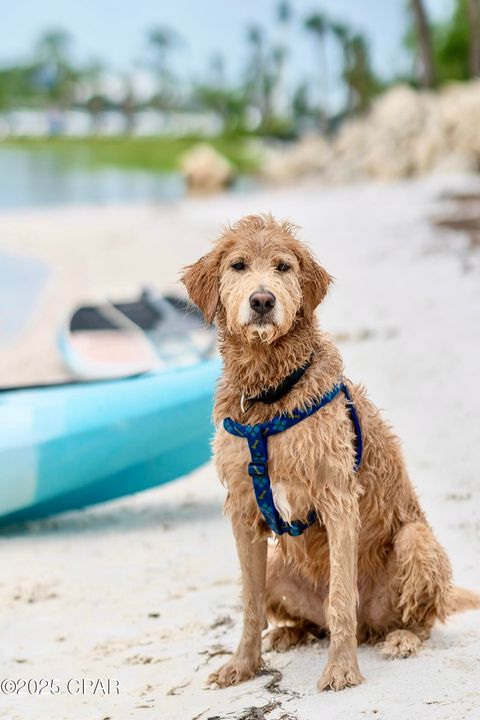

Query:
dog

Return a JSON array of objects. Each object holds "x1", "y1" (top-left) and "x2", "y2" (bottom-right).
[{"x1": 182, "y1": 214, "x2": 479, "y2": 692}]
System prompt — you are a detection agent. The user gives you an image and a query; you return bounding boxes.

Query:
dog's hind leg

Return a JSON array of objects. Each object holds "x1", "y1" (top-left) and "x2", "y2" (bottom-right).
[
  {"x1": 381, "y1": 629, "x2": 422, "y2": 658},
  {"x1": 380, "y1": 521, "x2": 452, "y2": 659},
  {"x1": 264, "y1": 546, "x2": 327, "y2": 652},
  {"x1": 264, "y1": 623, "x2": 317, "y2": 652}
]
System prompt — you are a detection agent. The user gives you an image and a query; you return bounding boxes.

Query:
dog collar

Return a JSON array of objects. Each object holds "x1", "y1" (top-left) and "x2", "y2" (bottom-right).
[
  {"x1": 224, "y1": 381, "x2": 363, "y2": 537},
  {"x1": 240, "y1": 354, "x2": 314, "y2": 411}
]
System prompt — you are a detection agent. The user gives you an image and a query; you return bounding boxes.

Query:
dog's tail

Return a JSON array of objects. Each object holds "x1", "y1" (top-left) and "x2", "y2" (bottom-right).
[{"x1": 446, "y1": 586, "x2": 480, "y2": 615}]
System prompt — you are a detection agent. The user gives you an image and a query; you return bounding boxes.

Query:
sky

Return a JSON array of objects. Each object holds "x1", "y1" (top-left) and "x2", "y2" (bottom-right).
[{"x1": 0, "y1": 0, "x2": 453, "y2": 106}]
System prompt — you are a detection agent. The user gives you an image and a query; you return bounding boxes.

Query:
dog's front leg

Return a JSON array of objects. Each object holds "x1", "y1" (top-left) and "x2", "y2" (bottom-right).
[
  {"x1": 208, "y1": 518, "x2": 267, "y2": 688},
  {"x1": 318, "y1": 488, "x2": 363, "y2": 691}
]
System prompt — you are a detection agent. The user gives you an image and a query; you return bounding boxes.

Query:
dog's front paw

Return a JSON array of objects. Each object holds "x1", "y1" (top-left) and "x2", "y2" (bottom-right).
[
  {"x1": 318, "y1": 661, "x2": 363, "y2": 692},
  {"x1": 208, "y1": 655, "x2": 262, "y2": 688}
]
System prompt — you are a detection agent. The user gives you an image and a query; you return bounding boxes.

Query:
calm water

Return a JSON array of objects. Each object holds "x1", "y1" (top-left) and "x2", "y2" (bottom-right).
[{"x1": 0, "y1": 146, "x2": 187, "y2": 211}]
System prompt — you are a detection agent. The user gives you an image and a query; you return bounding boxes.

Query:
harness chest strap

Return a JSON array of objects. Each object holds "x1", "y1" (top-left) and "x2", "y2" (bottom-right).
[{"x1": 223, "y1": 381, "x2": 363, "y2": 537}]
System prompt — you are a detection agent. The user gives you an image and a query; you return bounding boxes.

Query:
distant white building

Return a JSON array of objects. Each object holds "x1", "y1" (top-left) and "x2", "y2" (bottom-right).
[{"x1": 0, "y1": 108, "x2": 223, "y2": 137}]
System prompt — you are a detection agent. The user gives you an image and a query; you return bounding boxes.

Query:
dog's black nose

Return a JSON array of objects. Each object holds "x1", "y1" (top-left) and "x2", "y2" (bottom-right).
[{"x1": 249, "y1": 290, "x2": 276, "y2": 316}]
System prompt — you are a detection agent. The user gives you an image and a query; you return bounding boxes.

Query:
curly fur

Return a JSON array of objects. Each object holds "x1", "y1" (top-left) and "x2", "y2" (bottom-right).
[{"x1": 182, "y1": 214, "x2": 480, "y2": 692}]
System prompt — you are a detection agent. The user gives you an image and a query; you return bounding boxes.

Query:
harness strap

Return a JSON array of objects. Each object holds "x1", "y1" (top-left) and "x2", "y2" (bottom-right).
[
  {"x1": 341, "y1": 383, "x2": 363, "y2": 471},
  {"x1": 224, "y1": 382, "x2": 362, "y2": 537}
]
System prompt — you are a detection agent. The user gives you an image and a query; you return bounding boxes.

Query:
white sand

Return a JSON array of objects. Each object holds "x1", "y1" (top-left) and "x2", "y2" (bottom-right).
[{"x1": 0, "y1": 176, "x2": 479, "y2": 719}]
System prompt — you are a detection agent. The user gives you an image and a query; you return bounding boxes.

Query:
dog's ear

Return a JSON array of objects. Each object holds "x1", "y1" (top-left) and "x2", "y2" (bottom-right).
[
  {"x1": 182, "y1": 250, "x2": 221, "y2": 324},
  {"x1": 297, "y1": 246, "x2": 333, "y2": 316}
]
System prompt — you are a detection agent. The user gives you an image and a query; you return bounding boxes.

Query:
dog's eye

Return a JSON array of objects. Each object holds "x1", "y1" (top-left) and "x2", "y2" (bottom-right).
[
  {"x1": 276, "y1": 262, "x2": 290, "y2": 272},
  {"x1": 231, "y1": 261, "x2": 246, "y2": 271}
]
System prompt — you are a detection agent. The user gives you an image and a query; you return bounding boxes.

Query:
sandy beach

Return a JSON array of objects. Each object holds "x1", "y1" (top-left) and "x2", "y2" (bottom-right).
[{"x1": 1, "y1": 176, "x2": 480, "y2": 720}]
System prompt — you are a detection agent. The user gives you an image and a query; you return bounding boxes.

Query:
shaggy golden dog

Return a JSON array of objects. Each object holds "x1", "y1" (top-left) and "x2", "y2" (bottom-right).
[{"x1": 182, "y1": 214, "x2": 479, "y2": 692}]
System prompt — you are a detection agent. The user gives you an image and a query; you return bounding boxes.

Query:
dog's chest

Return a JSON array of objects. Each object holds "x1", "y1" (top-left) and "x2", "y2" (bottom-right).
[{"x1": 214, "y1": 415, "x2": 323, "y2": 523}]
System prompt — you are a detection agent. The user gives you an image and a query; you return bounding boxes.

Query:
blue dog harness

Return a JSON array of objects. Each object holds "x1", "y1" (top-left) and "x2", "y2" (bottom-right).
[{"x1": 223, "y1": 382, "x2": 363, "y2": 537}]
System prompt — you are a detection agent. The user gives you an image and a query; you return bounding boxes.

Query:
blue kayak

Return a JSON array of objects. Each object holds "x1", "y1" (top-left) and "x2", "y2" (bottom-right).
[{"x1": 0, "y1": 359, "x2": 220, "y2": 524}]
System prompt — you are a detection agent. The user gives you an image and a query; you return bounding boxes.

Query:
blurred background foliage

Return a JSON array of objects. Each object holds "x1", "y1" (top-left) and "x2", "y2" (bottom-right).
[
  {"x1": 0, "y1": 1, "x2": 479, "y2": 172},
  {"x1": 405, "y1": 0, "x2": 480, "y2": 86}
]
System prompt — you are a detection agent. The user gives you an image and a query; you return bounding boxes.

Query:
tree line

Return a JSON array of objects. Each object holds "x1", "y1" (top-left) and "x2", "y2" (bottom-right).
[{"x1": 0, "y1": 1, "x2": 478, "y2": 136}]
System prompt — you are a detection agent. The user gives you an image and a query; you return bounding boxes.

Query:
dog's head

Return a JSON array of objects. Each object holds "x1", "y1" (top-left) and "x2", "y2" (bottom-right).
[{"x1": 182, "y1": 215, "x2": 332, "y2": 343}]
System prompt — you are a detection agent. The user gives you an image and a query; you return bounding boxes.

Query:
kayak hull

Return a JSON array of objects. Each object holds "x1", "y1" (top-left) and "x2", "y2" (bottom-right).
[{"x1": 0, "y1": 360, "x2": 220, "y2": 524}]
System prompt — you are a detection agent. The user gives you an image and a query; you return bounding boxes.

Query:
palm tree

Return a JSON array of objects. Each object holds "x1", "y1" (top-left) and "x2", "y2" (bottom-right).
[
  {"x1": 147, "y1": 26, "x2": 180, "y2": 106},
  {"x1": 330, "y1": 21, "x2": 352, "y2": 110},
  {"x1": 245, "y1": 24, "x2": 267, "y2": 121},
  {"x1": 277, "y1": 0, "x2": 291, "y2": 23},
  {"x1": 292, "y1": 81, "x2": 313, "y2": 127},
  {"x1": 330, "y1": 21, "x2": 350, "y2": 47},
  {"x1": 34, "y1": 29, "x2": 75, "y2": 103},
  {"x1": 304, "y1": 12, "x2": 330, "y2": 128},
  {"x1": 210, "y1": 53, "x2": 226, "y2": 90},
  {"x1": 198, "y1": 53, "x2": 228, "y2": 128},
  {"x1": 272, "y1": 1, "x2": 292, "y2": 118},
  {"x1": 343, "y1": 34, "x2": 377, "y2": 114},
  {"x1": 468, "y1": 0, "x2": 480, "y2": 76},
  {"x1": 246, "y1": 24, "x2": 265, "y2": 90},
  {"x1": 81, "y1": 59, "x2": 106, "y2": 132},
  {"x1": 409, "y1": 0, "x2": 436, "y2": 87}
]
